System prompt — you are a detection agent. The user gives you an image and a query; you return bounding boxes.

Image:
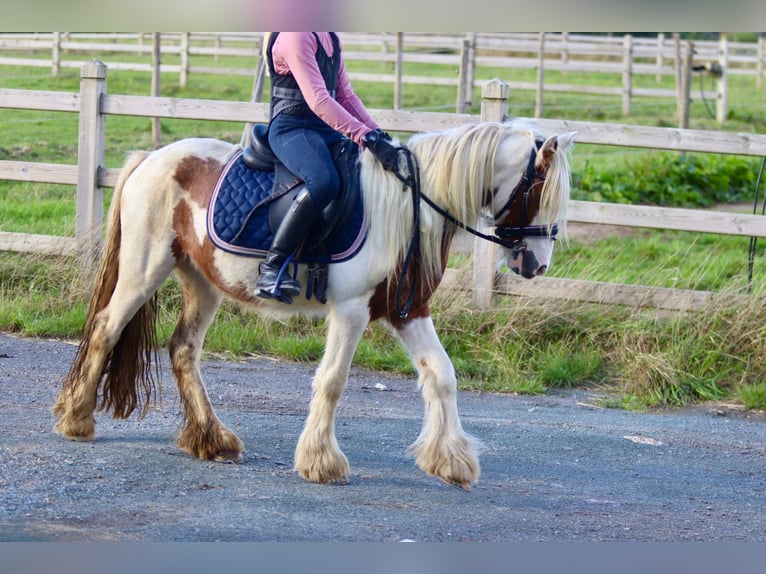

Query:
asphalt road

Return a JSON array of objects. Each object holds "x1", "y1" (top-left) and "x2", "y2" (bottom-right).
[{"x1": 1, "y1": 332, "x2": 765, "y2": 542}]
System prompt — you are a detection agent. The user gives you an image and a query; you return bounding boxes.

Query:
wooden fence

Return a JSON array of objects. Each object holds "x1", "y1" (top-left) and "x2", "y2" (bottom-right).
[
  {"x1": 1, "y1": 32, "x2": 764, "y2": 122},
  {"x1": 340, "y1": 32, "x2": 756, "y2": 124},
  {"x1": 2, "y1": 62, "x2": 766, "y2": 312}
]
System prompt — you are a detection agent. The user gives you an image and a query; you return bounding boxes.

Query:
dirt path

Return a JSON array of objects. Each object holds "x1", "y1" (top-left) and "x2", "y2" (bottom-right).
[{"x1": 1, "y1": 333, "x2": 765, "y2": 542}]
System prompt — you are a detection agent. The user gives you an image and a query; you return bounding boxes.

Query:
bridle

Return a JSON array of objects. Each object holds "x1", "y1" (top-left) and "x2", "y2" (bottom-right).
[
  {"x1": 390, "y1": 139, "x2": 557, "y2": 318},
  {"x1": 419, "y1": 138, "x2": 558, "y2": 254},
  {"x1": 491, "y1": 139, "x2": 558, "y2": 253}
]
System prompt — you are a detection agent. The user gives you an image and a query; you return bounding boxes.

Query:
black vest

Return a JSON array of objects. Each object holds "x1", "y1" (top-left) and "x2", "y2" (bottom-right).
[{"x1": 266, "y1": 32, "x2": 341, "y2": 119}]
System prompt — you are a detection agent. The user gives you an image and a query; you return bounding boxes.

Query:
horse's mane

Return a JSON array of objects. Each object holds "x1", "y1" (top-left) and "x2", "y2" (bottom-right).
[{"x1": 359, "y1": 120, "x2": 571, "y2": 289}]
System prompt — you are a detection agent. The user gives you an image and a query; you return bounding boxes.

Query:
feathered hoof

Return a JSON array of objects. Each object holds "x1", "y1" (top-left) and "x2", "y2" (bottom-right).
[
  {"x1": 52, "y1": 403, "x2": 96, "y2": 441},
  {"x1": 177, "y1": 422, "x2": 244, "y2": 463},
  {"x1": 409, "y1": 435, "x2": 481, "y2": 491},
  {"x1": 53, "y1": 420, "x2": 96, "y2": 441},
  {"x1": 294, "y1": 438, "x2": 350, "y2": 485}
]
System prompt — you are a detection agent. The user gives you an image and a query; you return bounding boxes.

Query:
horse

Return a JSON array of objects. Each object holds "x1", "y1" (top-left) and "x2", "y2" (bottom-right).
[{"x1": 52, "y1": 119, "x2": 575, "y2": 490}]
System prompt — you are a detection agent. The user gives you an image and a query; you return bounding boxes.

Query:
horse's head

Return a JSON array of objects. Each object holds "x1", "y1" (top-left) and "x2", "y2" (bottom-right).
[{"x1": 490, "y1": 128, "x2": 576, "y2": 278}]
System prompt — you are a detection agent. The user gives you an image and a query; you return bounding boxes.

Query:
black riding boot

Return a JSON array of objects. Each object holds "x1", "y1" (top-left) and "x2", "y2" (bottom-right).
[{"x1": 256, "y1": 189, "x2": 321, "y2": 303}]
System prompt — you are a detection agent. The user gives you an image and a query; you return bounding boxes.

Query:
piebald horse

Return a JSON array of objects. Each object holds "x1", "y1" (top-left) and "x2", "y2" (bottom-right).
[{"x1": 53, "y1": 120, "x2": 574, "y2": 489}]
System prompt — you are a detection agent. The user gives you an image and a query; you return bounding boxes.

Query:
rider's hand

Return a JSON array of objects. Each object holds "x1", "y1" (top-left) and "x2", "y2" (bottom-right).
[{"x1": 363, "y1": 129, "x2": 401, "y2": 172}]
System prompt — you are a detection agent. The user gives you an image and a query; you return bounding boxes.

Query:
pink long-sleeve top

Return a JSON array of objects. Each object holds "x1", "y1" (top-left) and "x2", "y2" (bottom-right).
[{"x1": 269, "y1": 32, "x2": 379, "y2": 145}]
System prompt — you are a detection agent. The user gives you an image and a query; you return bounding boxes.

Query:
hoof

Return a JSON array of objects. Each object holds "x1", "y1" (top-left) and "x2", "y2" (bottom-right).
[
  {"x1": 53, "y1": 415, "x2": 96, "y2": 442},
  {"x1": 294, "y1": 427, "x2": 351, "y2": 485},
  {"x1": 294, "y1": 450, "x2": 350, "y2": 485},
  {"x1": 296, "y1": 467, "x2": 350, "y2": 485},
  {"x1": 442, "y1": 477, "x2": 472, "y2": 491},
  {"x1": 409, "y1": 434, "x2": 481, "y2": 489},
  {"x1": 214, "y1": 450, "x2": 244, "y2": 464},
  {"x1": 177, "y1": 423, "x2": 245, "y2": 462}
]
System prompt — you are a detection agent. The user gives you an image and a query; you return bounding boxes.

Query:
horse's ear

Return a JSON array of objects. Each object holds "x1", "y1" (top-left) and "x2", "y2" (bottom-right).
[
  {"x1": 536, "y1": 131, "x2": 577, "y2": 172},
  {"x1": 536, "y1": 135, "x2": 559, "y2": 173},
  {"x1": 557, "y1": 131, "x2": 577, "y2": 150}
]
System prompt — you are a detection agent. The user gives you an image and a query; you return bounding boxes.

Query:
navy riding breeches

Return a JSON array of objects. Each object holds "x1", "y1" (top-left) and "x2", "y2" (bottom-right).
[{"x1": 268, "y1": 112, "x2": 345, "y2": 210}]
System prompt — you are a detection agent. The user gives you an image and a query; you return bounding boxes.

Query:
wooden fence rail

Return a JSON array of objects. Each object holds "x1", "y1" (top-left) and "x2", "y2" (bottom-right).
[{"x1": 2, "y1": 63, "x2": 766, "y2": 311}]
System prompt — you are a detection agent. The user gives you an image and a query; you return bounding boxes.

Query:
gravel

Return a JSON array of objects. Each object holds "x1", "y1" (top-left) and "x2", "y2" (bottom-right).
[{"x1": 1, "y1": 332, "x2": 765, "y2": 542}]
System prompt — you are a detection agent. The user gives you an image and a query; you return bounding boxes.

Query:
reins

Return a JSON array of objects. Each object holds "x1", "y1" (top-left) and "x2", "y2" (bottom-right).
[
  {"x1": 389, "y1": 140, "x2": 557, "y2": 319},
  {"x1": 390, "y1": 148, "x2": 422, "y2": 319}
]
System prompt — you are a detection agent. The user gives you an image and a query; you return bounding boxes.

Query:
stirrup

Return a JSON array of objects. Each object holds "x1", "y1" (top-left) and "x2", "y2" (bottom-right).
[
  {"x1": 256, "y1": 254, "x2": 301, "y2": 303},
  {"x1": 257, "y1": 285, "x2": 295, "y2": 304}
]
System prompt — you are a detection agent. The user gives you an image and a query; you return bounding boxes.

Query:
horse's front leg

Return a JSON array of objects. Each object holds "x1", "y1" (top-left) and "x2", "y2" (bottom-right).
[
  {"x1": 396, "y1": 314, "x2": 481, "y2": 490},
  {"x1": 294, "y1": 300, "x2": 369, "y2": 484}
]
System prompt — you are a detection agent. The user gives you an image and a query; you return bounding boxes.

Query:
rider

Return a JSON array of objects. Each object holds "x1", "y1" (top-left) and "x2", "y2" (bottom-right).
[{"x1": 256, "y1": 32, "x2": 401, "y2": 302}]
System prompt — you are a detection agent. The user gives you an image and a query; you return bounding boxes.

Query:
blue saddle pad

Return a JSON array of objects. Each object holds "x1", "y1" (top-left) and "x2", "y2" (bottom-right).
[{"x1": 207, "y1": 149, "x2": 368, "y2": 263}]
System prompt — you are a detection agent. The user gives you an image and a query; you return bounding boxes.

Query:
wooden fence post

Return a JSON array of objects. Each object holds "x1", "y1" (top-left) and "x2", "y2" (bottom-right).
[
  {"x1": 622, "y1": 34, "x2": 633, "y2": 116},
  {"x1": 180, "y1": 32, "x2": 190, "y2": 88},
  {"x1": 472, "y1": 79, "x2": 509, "y2": 309},
  {"x1": 51, "y1": 32, "x2": 61, "y2": 77},
  {"x1": 151, "y1": 32, "x2": 161, "y2": 147},
  {"x1": 534, "y1": 32, "x2": 545, "y2": 118},
  {"x1": 240, "y1": 56, "x2": 267, "y2": 147},
  {"x1": 679, "y1": 41, "x2": 694, "y2": 130},
  {"x1": 76, "y1": 60, "x2": 107, "y2": 258},
  {"x1": 656, "y1": 33, "x2": 665, "y2": 82},
  {"x1": 757, "y1": 36, "x2": 764, "y2": 90},
  {"x1": 457, "y1": 38, "x2": 471, "y2": 113},
  {"x1": 465, "y1": 32, "x2": 477, "y2": 106},
  {"x1": 394, "y1": 32, "x2": 403, "y2": 111},
  {"x1": 716, "y1": 33, "x2": 728, "y2": 124},
  {"x1": 673, "y1": 32, "x2": 682, "y2": 119}
]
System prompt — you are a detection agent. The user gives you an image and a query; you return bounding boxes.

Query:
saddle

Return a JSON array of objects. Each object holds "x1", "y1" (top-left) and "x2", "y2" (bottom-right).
[{"x1": 207, "y1": 124, "x2": 368, "y2": 303}]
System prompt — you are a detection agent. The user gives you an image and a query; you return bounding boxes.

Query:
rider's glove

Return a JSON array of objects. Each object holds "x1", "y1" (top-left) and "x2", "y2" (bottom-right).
[{"x1": 363, "y1": 129, "x2": 401, "y2": 173}]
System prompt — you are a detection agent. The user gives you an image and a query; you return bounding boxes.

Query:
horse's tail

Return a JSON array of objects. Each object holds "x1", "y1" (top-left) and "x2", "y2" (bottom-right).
[{"x1": 62, "y1": 151, "x2": 160, "y2": 419}]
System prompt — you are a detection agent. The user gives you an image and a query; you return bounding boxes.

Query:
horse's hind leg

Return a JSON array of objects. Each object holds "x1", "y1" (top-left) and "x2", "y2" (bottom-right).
[
  {"x1": 54, "y1": 253, "x2": 174, "y2": 440},
  {"x1": 53, "y1": 312, "x2": 119, "y2": 439},
  {"x1": 170, "y1": 260, "x2": 244, "y2": 462},
  {"x1": 294, "y1": 301, "x2": 369, "y2": 484},
  {"x1": 396, "y1": 314, "x2": 481, "y2": 490}
]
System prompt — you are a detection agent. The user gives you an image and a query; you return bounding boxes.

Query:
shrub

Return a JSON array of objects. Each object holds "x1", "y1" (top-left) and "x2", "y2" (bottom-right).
[{"x1": 573, "y1": 152, "x2": 761, "y2": 208}]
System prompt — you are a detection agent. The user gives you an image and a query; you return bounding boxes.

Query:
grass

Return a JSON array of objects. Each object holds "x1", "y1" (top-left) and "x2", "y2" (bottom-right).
[
  {"x1": 741, "y1": 384, "x2": 766, "y2": 410},
  {"x1": 537, "y1": 344, "x2": 604, "y2": 389},
  {"x1": 1, "y1": 42, "x2": 766, "y2": 411},
  {"x1": 2, "y1": 221, "x2": 766, "y2": 412},
  {"x1": 551, "y1": 230, "x2": 766, "y2": 292}
]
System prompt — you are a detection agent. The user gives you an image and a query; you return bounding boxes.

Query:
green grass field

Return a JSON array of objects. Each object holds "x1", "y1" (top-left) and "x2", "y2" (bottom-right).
[{"x1": 2, "y1": 38, "x2": 766, "y2": 410}]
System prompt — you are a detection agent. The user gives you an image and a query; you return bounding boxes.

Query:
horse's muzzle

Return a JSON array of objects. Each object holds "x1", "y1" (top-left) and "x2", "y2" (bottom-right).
[{"x1": 510, "y1": 250, "x2": 546, "y2": 279}]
